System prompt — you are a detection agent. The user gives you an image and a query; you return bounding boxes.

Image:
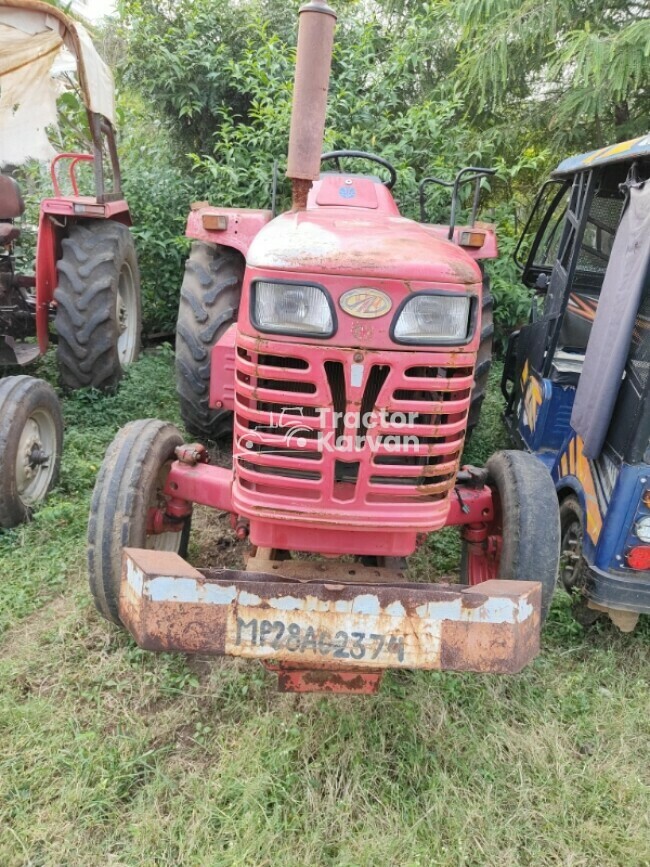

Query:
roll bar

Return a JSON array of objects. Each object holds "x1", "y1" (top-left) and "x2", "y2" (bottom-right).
[{"x1": 419, "y1": 167, "x2": 496, "y2": 238}]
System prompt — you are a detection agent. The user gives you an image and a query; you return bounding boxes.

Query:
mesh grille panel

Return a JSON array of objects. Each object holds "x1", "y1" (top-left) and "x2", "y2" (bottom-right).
[{"x1": 577, "y1": 195, "x2": 624, "y2": 274}]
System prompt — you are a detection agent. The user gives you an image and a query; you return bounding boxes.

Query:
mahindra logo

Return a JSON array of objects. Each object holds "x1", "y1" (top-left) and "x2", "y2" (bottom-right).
[{"x1": 339, "y1": 288, "x2": 392, "y2": 319}]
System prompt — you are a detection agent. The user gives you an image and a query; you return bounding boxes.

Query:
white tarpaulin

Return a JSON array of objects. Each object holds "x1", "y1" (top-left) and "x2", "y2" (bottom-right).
[
  {"x1": 0, "y1": 6, "x2": 115, "y2": 168},
  {"x1": 0, "y1": 23, "x2": 61, "y2": 165},
  {"x1": 75, "y1": 21, "x2": 115, "y2": 124}
]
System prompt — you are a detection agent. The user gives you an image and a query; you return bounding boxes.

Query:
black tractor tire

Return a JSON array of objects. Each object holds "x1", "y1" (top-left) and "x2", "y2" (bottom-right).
[
  {"x1": 461, "y1": 450, "x2": 560, "y2": 622},
  {"x1": 175, "y1": 242, "x2": 244, "y2": 441},
  {"x1": 55, "y1": 220, "x2": 142, "y2": 392},
  {"x1": 0, "y1": 376, "x2": 63, "y2": 528},
  {"x1": 87, "y1": 419, "x2": 191, "y2": 625},
  {"x1": 467, "y1": 277, "x2": 494, "y2": 436}
]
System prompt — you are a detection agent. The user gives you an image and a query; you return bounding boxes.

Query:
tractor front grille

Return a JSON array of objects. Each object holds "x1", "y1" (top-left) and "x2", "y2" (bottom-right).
[{"x1": 232, "y1": 334, "x2": 474, "y2": 525}]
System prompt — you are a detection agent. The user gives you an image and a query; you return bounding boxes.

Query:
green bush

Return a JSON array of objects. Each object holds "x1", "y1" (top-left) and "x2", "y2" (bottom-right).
[{"x1": 117, "y1": 102, "x2": 195, "y2": 334}]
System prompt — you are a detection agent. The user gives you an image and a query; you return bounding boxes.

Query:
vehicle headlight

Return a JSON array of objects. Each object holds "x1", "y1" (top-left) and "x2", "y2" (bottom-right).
[
  {"x1": 392, "y1": 292, "x2": 472, "y2": 344},
  {"x1": 635, "y1": 516, "x2": 650, "y2": 543},
  {"x1": 252, "y1": 281, "x2": 335, "y2": 337}
]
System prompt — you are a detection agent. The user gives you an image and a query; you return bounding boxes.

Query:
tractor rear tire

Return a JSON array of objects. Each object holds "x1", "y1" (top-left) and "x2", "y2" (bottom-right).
[
  {"x1": 87, "y1": 419, "x2": 191, "y2": 625},
  {"x1": 0, "y1": 376, "x2": 63, "y2": 528},
  {"x1": 175, "y1": 242, "x2": 244, "y2": 441},
  {"x1": 460, "y1": 450, "x2": 560, "y2": 622},
  {"x1": 55, "y1": 220, "x2": 141, "y2": 392},
  {"x1": 467, "y1": 278, "x2": 493, "y2": 436}
]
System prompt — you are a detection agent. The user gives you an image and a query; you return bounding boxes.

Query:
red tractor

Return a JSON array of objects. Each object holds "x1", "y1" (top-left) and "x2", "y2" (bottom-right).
[
  {"x1": 0, "y1": 1, "x2": 141, "y2": 528},
  {"x1": 88, "y1": 1, "x2": 559, "y2": 694}
]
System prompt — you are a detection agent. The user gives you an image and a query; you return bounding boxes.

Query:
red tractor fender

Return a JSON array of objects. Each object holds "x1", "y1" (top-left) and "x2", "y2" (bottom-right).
[
  {"x1": 35, "y1": 198, "x2": 132, "y2": 355},
  {"x1": 186, "y1": 205, "x2": 273, "y2": 259}
]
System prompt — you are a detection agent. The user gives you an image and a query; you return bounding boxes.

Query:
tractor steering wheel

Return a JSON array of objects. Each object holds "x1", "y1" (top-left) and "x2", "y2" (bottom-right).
[{"x1": 320, "y1": 150, "x2": 398, "y2": 190}]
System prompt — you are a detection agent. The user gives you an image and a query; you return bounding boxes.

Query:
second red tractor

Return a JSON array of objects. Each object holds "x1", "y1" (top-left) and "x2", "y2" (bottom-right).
[{"x1": 0, "y1": 1, "x2": 141, "y2": 527}]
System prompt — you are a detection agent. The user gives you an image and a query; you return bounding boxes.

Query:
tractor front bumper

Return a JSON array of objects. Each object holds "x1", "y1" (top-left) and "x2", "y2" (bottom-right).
[{"x1": 120, "y1": 548, "x2": 542, "y2": 693}]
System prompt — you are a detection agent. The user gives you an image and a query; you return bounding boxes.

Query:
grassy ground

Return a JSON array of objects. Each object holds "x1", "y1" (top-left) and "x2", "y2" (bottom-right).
[{"x1": 1, "y1": 350, "x2": 648, "y2": 867}]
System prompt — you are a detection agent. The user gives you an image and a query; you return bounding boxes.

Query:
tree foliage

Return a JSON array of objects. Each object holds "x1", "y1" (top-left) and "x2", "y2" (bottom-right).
[{"x1": 447, "y1": 0, "x2": 650, "y2": 148}]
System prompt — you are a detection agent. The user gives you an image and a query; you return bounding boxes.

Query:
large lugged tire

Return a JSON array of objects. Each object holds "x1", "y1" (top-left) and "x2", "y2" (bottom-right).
[
  {"x1": 87, "y1": 419, "x2": 190, "y2": 625},
  {"x1": 0, "y1": 376, "x2": 63, "y2": 528},
  {"x1": 461, "y1": 450, "x2": 560, "y2": 622},
  {"x1": 467, "y1": 277, "x2": 493, "y2": 436},
  {"x1": 55, "y1": 220, "x2": 142, "y2": 392},
  {"x1": 175, "y1": 242, "x2": 244, "y2": 440}
]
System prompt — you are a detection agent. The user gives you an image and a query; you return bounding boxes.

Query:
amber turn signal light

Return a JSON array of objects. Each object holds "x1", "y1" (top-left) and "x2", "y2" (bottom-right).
[
  {"x1": 202, "y1": 213, "x2": 229, "y2": 231},
  {"x1": 459, "y1": 230, "x2": 486, "y2": 248}
]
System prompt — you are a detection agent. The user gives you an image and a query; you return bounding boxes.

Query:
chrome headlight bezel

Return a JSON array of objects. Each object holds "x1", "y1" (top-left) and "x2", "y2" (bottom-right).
[
  {"x1": 390, "y1": 290, "x2": 477, "y2": 346},
  {"x1": 250, "y1": 279, "x2": 337, "y2": 338}
]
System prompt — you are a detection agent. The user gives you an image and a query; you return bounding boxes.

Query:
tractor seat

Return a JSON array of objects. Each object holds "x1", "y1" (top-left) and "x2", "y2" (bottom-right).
[
  {"x1": 0, "y1": 223, "x2": 20, "y2": 246},
  {"x1": 0, "y1": 175, "x2": 25, "y2": 221}
]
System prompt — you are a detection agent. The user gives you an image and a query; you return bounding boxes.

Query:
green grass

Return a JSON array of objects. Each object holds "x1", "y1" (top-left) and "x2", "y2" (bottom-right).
[{"x1": 1, "y1": 353, "x2": 649, "y2": 866}]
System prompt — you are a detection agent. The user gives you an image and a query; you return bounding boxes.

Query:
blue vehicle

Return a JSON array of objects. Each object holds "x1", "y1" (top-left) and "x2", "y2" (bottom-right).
[{"x1": 502, "y1": 135, "x2": 650, "y2": 631}]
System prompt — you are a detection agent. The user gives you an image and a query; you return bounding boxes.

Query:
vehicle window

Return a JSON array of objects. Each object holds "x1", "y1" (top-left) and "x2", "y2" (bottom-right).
[
  {"x1": 533, "y1": 188, "x2": 570, "y2": 268},
  {"x1": 516, "y1": 181, "x2": 567, "y2": 271},
  {"x1": 576, "y1": 195, "x2": 624, "y2": 274}
]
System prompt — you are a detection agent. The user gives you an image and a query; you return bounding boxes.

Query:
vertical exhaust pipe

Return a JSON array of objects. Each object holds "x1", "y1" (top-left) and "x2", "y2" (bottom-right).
[{"x1": 287, "y1": 0, "x2": 337, "y2": 210}]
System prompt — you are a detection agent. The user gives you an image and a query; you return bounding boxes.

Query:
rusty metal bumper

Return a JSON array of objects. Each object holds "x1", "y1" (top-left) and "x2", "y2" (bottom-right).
[{"x1": 119, "y1": 549, "x2": 542, "y2": 689}]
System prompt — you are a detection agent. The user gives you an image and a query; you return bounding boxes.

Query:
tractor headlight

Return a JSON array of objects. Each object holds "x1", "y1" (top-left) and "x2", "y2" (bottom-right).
[
  {"x1": 252, "y1": 280, "x2": 335, "y2": 337},
  {"x1": 635, "y1": 516, "x2": 650, "y2": 543},
  {"x1": 392, "y1": 292, "x2": 473, "y2": 345}
]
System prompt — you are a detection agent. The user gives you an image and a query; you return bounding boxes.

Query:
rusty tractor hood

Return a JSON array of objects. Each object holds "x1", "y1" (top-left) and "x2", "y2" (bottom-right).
[{"x1": 247, "y1": 206, "x2": 482, "y2": 285}]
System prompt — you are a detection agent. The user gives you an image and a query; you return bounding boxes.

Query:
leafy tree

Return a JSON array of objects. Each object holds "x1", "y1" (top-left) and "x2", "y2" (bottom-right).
[
  {"x1": 115, "y1": 0, "x2": 362, "y2": 154},
  {"x1": 445, "y1": 0, "x2": 650, "y2": 149}
]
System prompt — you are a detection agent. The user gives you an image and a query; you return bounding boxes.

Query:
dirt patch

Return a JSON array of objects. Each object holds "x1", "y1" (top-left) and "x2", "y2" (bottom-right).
[{"x1": 190, "y1": 505, "x2": 248, "y2": 570}]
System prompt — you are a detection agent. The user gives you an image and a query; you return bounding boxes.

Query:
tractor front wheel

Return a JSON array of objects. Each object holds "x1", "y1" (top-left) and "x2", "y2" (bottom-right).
[
  {"x1": 55, "y1": 221, "x2": 141, "y2": 392},
  {"x1": 460, "y1": 450, "x2": 560, "y2": 622},
  {"x1": 87, "y1": 419, "x2": 191, "y2": 625},
  {"x1": 0, "y1": 376, "x2": 63, "y2": 528},
  {"x1": 175, "y1": 242, "x2": 244, "y2": 441}
]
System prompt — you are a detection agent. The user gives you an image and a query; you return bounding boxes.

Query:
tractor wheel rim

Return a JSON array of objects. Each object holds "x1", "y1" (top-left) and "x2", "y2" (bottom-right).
[
  {"x1": 145, "y1": 459, "x2": 185, "y2": 554},
  {"x1": 117, "y1": 261, "x2": 138, "y2": 369},
  {"x1": 15, "y1": 409, "x2": 57, "y2": 506},
  {"x1": 560, "y1": 518, "x2": 583, "y2": 590}
]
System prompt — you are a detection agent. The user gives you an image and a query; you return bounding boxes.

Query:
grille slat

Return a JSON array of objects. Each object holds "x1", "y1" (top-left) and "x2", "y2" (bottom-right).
[
  {"x1": 236, "y1": 378, "x2": 323, "y2": 406},
  {"x1": 238, "y1": 463, "x2": 322, "y2": 489},
  {"x1": 386, "y1": 396, "x2": 470, "y2": 415}
]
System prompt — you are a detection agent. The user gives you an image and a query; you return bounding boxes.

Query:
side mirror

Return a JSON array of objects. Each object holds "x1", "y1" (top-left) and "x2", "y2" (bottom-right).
[{"x1": 534, "y1": 273, "x2": 550, "y2": 294}]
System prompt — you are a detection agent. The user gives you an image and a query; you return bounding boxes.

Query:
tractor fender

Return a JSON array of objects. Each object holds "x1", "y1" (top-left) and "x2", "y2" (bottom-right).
[
  {"x1": 186, "y1": 206, "x2": 273, "y2": 259},
  {"x1": 35, "y1": 201, "x2": 133, "y2": 354}
]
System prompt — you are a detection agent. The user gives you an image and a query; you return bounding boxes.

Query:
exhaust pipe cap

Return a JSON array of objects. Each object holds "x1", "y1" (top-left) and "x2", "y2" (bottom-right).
[{"x1": 299, "y1": 0, "x2": 337, "y2": 18}]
